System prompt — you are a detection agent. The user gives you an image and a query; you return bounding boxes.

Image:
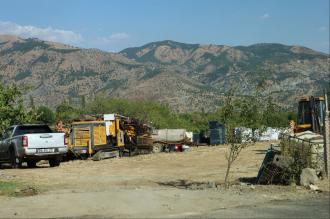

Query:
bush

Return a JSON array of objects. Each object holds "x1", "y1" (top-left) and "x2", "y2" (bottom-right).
[
  {"x1": 37, "y1": 106, "x2": 55, "y2": 124},
  {"x1": 56, "y1": 101, "x2": 80, "y2": 122},
  {"x1": 0, "y1": 84, "x2": 39, "y2": 133}
]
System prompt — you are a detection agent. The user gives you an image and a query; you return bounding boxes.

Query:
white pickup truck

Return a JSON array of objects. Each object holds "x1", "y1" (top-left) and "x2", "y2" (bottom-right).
[{"x1": 0, "y1": 124, "x2": 68, "y2": 168}]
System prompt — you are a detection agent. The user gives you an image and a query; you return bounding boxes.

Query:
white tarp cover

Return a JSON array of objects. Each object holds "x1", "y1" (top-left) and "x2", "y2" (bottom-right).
[
  {"x1": 295, "y1": 131, "x2": 324, "y2": 143},
  {"x1": 236, "y1": 127, "x2": 286, "y2": 142},
  {"x1": 259, "y1": 127, "x2": 284, "y2": 141}
]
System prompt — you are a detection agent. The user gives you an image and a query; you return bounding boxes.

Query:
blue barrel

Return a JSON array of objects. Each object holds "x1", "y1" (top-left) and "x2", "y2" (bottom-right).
[
  {"x1": 192, "y1": 133, "x2": 201, "y2": 144},
  {"x1": 209, "y1": 123, "x2": 225, "y2": 145}
]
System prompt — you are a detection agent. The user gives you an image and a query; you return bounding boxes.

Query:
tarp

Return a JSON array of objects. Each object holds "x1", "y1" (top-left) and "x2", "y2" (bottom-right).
[
  {"x1": 235, "y1": 127, "x2": 287, "y2": 142},
  {"x1": 259, "y1": 128, "x2": 284, "y2": 141}
]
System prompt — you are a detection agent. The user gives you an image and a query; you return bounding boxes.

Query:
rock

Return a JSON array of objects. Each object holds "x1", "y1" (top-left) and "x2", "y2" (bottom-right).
[
  {"x1": 208, "y1": 181, "x2": 216, "y2": 188},
  {"x1": 190, "y1": 184, "x2": 198, "y2": 190},
  {"x1": 289, "y1": 181, "x2": 296, "y2": 186},
  {"x1": 300, "y1": 168, "x2": 319, "y2": 187},
  {"x1": 309, "y1": 184, "x2": 319, "y2": 191},
  {"x1": 250, "y1": 185, "x2": 255, "y2": 190}
]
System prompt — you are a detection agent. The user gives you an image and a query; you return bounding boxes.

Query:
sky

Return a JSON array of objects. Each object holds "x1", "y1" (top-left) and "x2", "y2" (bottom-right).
[{"x1": 0, "y1": 0, "x2": 328, "y2": 53}]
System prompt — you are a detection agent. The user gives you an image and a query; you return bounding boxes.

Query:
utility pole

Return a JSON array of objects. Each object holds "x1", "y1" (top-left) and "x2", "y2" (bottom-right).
[{"x1": 323, "y1": 90, "x2": 330, "y2": 178}]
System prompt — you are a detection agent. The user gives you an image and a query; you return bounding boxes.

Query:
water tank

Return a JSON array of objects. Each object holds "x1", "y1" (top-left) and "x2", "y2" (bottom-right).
[{"x1": 152, "y1": 129, "x2": 187, "y2": 142}]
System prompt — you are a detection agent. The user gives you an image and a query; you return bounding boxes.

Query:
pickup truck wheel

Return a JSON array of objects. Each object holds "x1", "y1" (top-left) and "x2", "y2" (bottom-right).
[
  {"x1": 9, "y1": 147, "x2": 22, "y2": 169},
  {"x1": 49, "y1": 157, "x2": 61, "y2": 167},
  {"x1": 152, "y1": 143, "x2": 163, "y2": 153},
  {"x1": 27, "y1": 160, "x2": 37, "y2": 168}
]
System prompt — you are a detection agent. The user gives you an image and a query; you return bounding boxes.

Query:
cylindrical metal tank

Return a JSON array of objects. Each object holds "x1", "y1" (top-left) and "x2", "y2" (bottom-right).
[{"x1": 151, "y1": 129, "x2": 187, "y2": 142}]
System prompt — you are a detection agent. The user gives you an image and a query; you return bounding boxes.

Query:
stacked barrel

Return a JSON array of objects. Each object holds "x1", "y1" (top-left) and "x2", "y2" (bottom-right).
[{"x1": 209, "y1": 121, "x2": 225, "y2": 145}]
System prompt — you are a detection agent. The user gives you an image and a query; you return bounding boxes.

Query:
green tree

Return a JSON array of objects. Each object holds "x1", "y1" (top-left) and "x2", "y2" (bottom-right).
[
  {"x1": 224, "y1": 131, "x2": 253, "y2": 184},
  {"x1": 81, "y1": 95, "x2": 86, "y2": 108},
  {"x1": 262, "y1": 97, "x2": 278, "y2": 127},
  {"x1": 56, "y1": 101, "x2": 79, "y2": 122},
  {"x1": 0, "y1": 84, "x2": 39, "y2": 133},
  {"x1": 221, "y1": 90, "x2": 264, "y2": 184},
  {"x1": 37, "y1": 106, "x2": 55, "y2": 124},
  {"x1": 237, "y1": 96, "x2": 263, "y2": 136},
  {"x1": 219, "y1": 91, "x2": 236, "y2": 126},
  {"x1": 29, "y1": 95, "x2": 35, "y2": 110}
]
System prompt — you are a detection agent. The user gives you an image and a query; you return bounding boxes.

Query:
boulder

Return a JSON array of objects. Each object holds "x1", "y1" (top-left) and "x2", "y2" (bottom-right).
[
  {"x1": 300, "y1": 168, "x2": 319, "y2": 187},
  {"x1": 309, "y1": 184, "x2": 319, "y2": 191}
]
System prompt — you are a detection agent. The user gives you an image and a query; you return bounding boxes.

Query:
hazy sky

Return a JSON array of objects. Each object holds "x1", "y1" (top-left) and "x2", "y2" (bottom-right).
[{"x1": 0, "y1": 0, "x2": 328, "y2": 52}]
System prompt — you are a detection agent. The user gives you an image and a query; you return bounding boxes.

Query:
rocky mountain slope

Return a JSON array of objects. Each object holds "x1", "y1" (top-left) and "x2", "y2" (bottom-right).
[{"x1": 0, "y1": 35, "x2": 328, "y2": 112}]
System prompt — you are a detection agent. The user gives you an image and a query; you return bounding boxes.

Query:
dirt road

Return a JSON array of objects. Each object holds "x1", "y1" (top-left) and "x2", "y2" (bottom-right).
[{"x1": 0, "y1": 141, "x2": 329, "y2": 218}]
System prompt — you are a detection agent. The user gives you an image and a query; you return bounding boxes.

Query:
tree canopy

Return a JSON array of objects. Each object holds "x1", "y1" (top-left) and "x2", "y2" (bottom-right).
[
  {"x1": 0, "y1": 84, "x2": 39, "y2": 133},
  {"x1": 37, "y1": 106, "x2": 55, "y2": 124},
  {"x1": 0, "y1": 84, "x2": 296, "y2": 133}
]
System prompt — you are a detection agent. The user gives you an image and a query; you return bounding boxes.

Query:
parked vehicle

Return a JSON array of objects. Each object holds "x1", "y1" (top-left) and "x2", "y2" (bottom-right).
[
  {"x1": 0, "y1": 124, "x2": 68, "y2": 168},
  {"x1": 296, "y1": 96, "x2": 325, "y2": 134},
  {"x1": 137, "y1": 129, "x2": 190, "y2": 153},
  {"x1": 67, "y1": 114, "x2": 139, "y2": 160}
]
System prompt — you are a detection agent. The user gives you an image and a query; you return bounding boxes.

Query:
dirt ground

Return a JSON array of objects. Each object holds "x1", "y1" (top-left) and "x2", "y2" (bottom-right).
[{"x1": 0, "y1": 141, "x2": 329, "y2": 218}]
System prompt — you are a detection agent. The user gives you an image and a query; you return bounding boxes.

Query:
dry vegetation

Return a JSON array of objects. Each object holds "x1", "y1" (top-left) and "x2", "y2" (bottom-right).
[{"x1": 0, "y1": 141, "x2": 328, "y2": 218}]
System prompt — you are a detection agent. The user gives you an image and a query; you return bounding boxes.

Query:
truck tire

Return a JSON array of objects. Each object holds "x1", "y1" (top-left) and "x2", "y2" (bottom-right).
[
  {"x1": 152, "y1": 143, "x2": 163, "y2": 153},
  {"x1": 27, "y1": 160, "x2": 37, "y2": 168},
  {"x1": 49, "y1": 157, "x2": 61, "y2": 167},
  {"x1": 9, "y1": 147, "x2": 22, "y2": 169}
]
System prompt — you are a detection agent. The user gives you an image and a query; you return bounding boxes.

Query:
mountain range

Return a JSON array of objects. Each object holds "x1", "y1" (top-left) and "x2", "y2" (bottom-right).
[{"x1": 0, "y1": 34, "x2": 328, "y2": 112}]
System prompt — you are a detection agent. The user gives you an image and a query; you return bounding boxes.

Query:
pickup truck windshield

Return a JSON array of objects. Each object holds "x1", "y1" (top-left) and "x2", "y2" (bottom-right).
[{"x1": 13, "y1": 125, "x2": 53, "y2": 136}]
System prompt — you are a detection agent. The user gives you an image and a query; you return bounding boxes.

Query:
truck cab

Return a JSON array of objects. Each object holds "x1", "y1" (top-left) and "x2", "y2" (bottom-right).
[{"x1": 297, "y1": 96, "x2": 325, "y2": 134}]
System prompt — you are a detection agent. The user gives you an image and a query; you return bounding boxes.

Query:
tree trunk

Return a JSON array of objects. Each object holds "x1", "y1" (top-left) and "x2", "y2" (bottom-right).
[{"x1": 224, "y1": 160, "x2": 231, "y2": 184}]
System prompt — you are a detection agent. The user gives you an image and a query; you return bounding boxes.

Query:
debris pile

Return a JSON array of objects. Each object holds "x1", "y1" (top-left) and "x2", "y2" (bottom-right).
[
  {"x1": 257, "y1": 130, "x2": 325, "y2": 187},
  {"x1": 280, "y1": 131, "x2": 325, "y2": 175},
  {"x1": 256, "y1": 145, "x2": 292, "y2": 185}
]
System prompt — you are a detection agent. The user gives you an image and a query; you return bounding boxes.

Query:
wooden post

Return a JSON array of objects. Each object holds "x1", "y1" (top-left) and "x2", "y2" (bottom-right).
[{"x1": 323, "y1": 91, "x2": 330, "y2": 178}]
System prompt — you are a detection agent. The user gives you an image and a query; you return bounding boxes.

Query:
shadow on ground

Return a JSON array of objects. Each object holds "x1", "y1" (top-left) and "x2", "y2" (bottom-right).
[
  {"x1": 253, "y1": 149, "x2": 268, "y2": 154},
  {"x1": 156, "y1": 179, "x2": 218, "y2": 190},
  {"x1": 238, "y1": 177, "x2": 257, "y2": 184}
]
